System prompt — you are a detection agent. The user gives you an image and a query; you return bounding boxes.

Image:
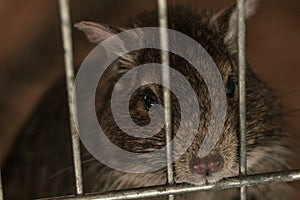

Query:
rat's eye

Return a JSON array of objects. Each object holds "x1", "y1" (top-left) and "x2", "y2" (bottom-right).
[
  {"x1": 226, "y1": 75, "x2": 235, "y2": 98},
  {"x1": 143, "y1": 88, "x2": 159, "y2": 110}
]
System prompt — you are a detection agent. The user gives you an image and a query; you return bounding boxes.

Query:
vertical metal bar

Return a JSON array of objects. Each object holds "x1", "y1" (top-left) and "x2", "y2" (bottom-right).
[
  {"x1": 0, "y1": 171, "x2": 4, "y2": 200},
  {"x1": 158, "y1": 0, "x2": 174, "y2": 200},
  {"x1": 237, "y1": 0, "x2": 247, "y2": 199},
  {"x1": 58, "y1": 0, "x2": 83, "y2": 195}
]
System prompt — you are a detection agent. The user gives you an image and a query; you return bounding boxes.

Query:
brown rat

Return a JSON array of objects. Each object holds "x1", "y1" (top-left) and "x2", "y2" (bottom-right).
[{"x1": 2, "y1": 1, "x2": 292, "y2": 199}]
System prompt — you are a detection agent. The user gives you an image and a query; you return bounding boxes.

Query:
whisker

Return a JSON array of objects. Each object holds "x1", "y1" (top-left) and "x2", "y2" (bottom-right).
[
  {"x1": 276, "y1": 76, "x2": 291, "y2": 92},
  {"x1": 277, "y1": 88, "x2": 300, "y2": 98},
  {"x1": 48, "y1": 158, "x2": 97, "y2": 180},
  {"x1": 282, "y1": 107, "x2": 300, "y2": 116}
]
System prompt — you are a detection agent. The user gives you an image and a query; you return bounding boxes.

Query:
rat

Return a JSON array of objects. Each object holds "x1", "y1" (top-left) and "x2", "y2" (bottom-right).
[{"x1": 2, "y1": 1, "x2": 292, "y2": 199}]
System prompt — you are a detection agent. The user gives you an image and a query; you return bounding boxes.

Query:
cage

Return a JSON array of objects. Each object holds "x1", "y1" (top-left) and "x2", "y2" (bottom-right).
[{"x1": 0, "y1": 0, "x2": 300, "y2": 199}]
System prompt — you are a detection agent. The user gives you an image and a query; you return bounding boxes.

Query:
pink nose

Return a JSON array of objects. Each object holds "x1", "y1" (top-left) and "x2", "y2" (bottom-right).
[{"x1": 190, "y1": 153, "x2": 223, "y2": 176}]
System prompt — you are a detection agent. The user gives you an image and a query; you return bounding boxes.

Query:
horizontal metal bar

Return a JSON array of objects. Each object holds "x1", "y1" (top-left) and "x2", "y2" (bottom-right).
[
  {"x1": 58, "y1": 0, "x2": 83, "y2": 195},
  {"x1": 39, "y1": 169, "x2": 300, "y2": 200}
]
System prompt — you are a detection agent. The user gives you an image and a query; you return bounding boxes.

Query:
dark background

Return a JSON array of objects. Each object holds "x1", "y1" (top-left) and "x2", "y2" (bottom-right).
[{"x1": 0, "y1": 0, "x2": 299, "y2": 199}]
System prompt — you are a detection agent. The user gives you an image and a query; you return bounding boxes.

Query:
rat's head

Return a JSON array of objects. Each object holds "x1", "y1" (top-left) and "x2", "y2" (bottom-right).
[{"x1": 75, "y1": 0, "x2": 285, "y2": 187}]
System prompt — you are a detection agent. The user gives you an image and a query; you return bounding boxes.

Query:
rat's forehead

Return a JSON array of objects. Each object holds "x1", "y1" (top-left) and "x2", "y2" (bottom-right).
[{"x1": 132, "y1": 46, "x2": 234, "y2": 86}]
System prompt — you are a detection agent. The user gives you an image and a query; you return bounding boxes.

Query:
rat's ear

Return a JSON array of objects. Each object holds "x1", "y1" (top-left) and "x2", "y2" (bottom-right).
[
  {"x1": 75, "y1": 21, "x2": 134, "y2": 72},
  {"x1": 75, "y1": 21, "x2": 138, "y2": 112},
  {"x1": 210, "y1": 0, "x2": 260, "y2": 51},
  {"x1": 74, "y1": 21, "x2": 118, "y2": 44}
]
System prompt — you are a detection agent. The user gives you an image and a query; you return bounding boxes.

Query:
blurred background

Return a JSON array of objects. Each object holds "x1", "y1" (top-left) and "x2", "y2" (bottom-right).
[{"x1": 0, "y1": 0, "x2": 299, "y2": 199}]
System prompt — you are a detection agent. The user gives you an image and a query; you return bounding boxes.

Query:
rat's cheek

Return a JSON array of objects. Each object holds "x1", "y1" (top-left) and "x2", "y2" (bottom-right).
[{"x1": 215, "y1": 130, "x2": 239, "y2": 166}]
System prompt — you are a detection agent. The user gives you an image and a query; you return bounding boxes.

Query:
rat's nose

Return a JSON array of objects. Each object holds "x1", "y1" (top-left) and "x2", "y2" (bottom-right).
[{"x1": 190, "y1": 153, "x2": 224, "y2": 176}]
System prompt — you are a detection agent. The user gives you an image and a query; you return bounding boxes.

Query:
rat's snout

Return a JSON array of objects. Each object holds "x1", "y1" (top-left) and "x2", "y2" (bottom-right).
[{"x1": 189, "y1": 153, "x2": 224, "y2": 177}]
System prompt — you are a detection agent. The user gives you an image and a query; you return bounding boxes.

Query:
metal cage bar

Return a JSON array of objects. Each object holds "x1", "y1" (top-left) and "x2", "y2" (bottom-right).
[
  {"x1": 41, "y1": 170, "x2": 300, "y2": 200},
  {"x1": 237, "y1": 0, "x2": 248, "y2": 199},
  {"x1": 158, "y1": 0, "x2": 175, "y2": 200},
  {"x1": 0, "y1": 171, "x2": 3, "y2": 200},
  {"x1": 58, "y1": 0, "x2": 84, "y2": 195}
]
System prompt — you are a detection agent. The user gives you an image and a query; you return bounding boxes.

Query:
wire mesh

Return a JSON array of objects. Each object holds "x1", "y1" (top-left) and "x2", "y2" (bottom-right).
[{"x1": 58, "y1": 0, "x2": 84, "y2": 195}]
